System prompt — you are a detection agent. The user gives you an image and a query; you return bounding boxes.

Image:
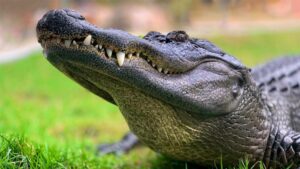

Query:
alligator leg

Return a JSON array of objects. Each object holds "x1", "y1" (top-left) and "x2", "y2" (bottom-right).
[
  {"x1": 97, "y1": 132, "x2": 140, "y2": 155},
  {"x1": 265, "y1": 129, "x2": 300, "y2": 168}
]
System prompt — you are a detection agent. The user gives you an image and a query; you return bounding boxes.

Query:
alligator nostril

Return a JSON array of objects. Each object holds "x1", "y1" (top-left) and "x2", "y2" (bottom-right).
[{"x1": 176, "y1": 33, "x2": 188, "y2": 41}]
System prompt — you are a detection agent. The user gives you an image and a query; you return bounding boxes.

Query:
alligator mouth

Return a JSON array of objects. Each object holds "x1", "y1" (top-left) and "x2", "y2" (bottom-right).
[
  {"x1": 40, "y1": 35, "x2": 181, "y2": 75},
  {"x1": 37, "y1": 9, "x2": 248, "y2": 116},
  {"x1": 37, "y1": 9, "x2": 245, "y2": 77}
]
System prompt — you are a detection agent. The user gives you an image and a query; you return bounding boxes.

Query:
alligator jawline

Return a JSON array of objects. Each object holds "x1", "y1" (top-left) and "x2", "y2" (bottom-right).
[
  {"x1": 62, "y1": 59, "x2": 183, "y2": 110},
  {"x1": 40, "y1": 35, "x2": 185, "y2": 75}
]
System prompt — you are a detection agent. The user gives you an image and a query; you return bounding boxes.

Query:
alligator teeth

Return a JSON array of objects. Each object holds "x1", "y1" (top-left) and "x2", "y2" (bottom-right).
[
  {"x1": 127, "y1": 53, "x2": 132, "y2": 59},
  {"x1": 47, "y1": 36, "x2": 172, "y2": 73},
  {"x1": 64, "y1": 40, "x2": 71, "y2": 47},
  {"x1": 72, "y1": 40, "x2": 77, "y2": 45},
  {"x1": 106, "y1": 48, "x2": 112, "y2": 58},
  {"x1": 83, "y1": 34, "x2": 92, "y2": 45},
  {"x1": 116, "y1": 52, "x2": 125, "y2": 66}
]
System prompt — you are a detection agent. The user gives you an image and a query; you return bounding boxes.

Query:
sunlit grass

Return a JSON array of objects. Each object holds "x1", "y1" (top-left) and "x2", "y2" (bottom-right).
[{"x1": 1, "y1": 30, "x2": 300, "y2": 168}]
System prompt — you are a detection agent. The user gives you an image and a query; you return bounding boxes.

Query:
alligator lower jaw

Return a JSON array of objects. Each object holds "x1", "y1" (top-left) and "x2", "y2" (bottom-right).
[{"x1": 40, "y1": 34, "x2": 183, "y2": 75}]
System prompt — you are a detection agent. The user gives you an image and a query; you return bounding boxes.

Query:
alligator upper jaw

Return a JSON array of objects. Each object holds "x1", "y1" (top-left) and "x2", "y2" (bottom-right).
[
  {"x1": 37, "y1": 9, "x2": 247, "y2": 117},
  {"x1": 37, "y1": 9, "x2": 246, "y2": 75},
  {"x1": 39, "y1": 35, "x2": 177, "y2": 75},
  {"x1": 44, "y1": 42, "x2": 242, "y2": 117},
  {"x1": 36, "y1": 9, "x2": 192, "y2": 73}
]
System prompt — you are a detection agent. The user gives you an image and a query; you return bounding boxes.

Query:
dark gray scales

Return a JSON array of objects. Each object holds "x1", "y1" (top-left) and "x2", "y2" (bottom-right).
[{"x1": 37, "y1": 9, "x2": 300, "y2": 168}]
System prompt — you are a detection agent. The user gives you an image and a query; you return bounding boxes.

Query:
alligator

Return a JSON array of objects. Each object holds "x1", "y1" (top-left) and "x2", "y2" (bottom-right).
[{"x1": 36, "y1": 9, "x2": 300, "y2": 168}]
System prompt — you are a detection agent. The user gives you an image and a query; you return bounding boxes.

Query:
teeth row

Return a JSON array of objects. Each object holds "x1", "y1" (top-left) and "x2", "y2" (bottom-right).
[
  {"x1": 51, "y1": 34, "x2": 173, "y2": 74},
  {"x1": 83, "y1": 34, "x2": 92, "y2": 46},
  {"x1": 116, "y1": 51, "x2": 125, "y2": 66},
  {"x1": 61, "y1": 35, "x2": 140, "y2": 67},
  {"x1": 145, "y1": 58, "x2": 169, "y2": 74}
]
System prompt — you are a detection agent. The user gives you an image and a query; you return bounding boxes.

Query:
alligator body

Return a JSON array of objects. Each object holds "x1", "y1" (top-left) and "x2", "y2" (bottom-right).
[{"x1": 36, "y1": 9, "x2": 300, "y2": 168}]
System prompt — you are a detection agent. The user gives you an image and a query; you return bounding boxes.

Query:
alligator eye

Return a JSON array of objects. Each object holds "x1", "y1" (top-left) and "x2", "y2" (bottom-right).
[
  {"x1": 232, "y1": 78, "x2": 244, "y2": 98},
  {"x1": 166, "y1": 30, "x2": 189, "y2": 42},
  {"x1": 232, "y1": 87, "x2": 239, "y2": 98},
  {"x1": 238, "y1": 77, "x2": 244, "y2": 87}
]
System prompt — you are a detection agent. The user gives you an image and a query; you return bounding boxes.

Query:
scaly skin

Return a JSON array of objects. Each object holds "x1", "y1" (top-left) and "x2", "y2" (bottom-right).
[{"x1": 36, "y1": 9, "x2": 300, "y2": 168}]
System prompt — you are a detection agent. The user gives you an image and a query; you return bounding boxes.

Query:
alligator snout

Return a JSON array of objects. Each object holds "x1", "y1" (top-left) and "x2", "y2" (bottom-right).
[{"x1": 37, "y1": 8, "x2": 245, "y2": 74}]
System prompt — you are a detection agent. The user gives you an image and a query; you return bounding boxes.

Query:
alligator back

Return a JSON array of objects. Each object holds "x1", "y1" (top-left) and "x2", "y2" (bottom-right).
[{"x1": 252, "y1": 56, "x2": 300, "y2": 131}]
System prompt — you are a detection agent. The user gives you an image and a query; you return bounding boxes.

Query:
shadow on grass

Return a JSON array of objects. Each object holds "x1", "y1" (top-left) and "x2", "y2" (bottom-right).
[
  {"x1": 150, "y1": 155, "x2": 200, "y2": 169},
  {"x1": 149, "y1": 153, "x2": 269, "y2": 169}
]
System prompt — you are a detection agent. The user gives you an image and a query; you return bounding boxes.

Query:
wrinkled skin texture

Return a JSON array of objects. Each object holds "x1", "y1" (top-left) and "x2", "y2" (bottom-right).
[{"x1": 37, "y1": 9, "x2": 300, "y2": 168}]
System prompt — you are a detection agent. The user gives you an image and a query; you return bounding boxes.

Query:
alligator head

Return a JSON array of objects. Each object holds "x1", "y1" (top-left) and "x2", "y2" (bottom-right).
[{"x1": 37, "y1": 9, "x2": 270, "y2": 165}]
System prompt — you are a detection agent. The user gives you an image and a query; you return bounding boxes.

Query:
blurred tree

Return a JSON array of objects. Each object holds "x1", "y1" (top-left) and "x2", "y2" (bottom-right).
[
  {"x1": 202, "y1": 0, "x2": 214, "y2": 5},
  {"x1": 219, "y1": 0, "x2": 230, "y2": 27},
  {"x1": 0, "y1": 0, "x2": 51, "y2": 43},
  {"x1": 169, "y1": 0, "x2": 193, "y2": 25},
  {"x1": 110, "y1": 1, "x2": 131, "y2": 29}
]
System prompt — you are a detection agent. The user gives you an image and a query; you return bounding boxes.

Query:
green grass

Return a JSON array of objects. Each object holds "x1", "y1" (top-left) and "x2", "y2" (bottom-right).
[{"x1": 1, "y1": 30, "x2": 300, "y2": 168}]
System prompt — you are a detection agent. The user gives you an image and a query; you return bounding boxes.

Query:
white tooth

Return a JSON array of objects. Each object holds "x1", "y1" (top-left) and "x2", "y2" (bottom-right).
[
  {"x1": 158, "y1": 67, "x2": 162, "y2": 72},
  {"x1": 147, "y1": 58, "x2": 150, "y2": 62},
  {"x1": 163, "y1": 69, "x2": 169, "y2": 74},
  {"x1": 136, "y1": 53, "x2": 140, "y2": 57},
  {"x1": 127, "y1": 53, "x2": 132, "y2": 59},
  {"x1": 64, "y1": 40, "x2": 71, "y2": 47},
  {"x1": 95, "y1": 44, "x2": 99, "y2": 48},
  {"x1": 83, "y1": 34, "x2": 92, "y2": 45},
  {"x1": 106, "y1": 48, "x2": 112, "y2": 58},
  {"x1": 72, "y1": 40, "x2": 78, "y2": 48},
  {"x1": 152, "y1": 63, "x2": 156, "y2": 67},
  {"x1": 116, "y1": 52, "x2": 125, "y2": 66},
  {"x1": 98, "y1": 45, "x2": 102, "y2": 49}
]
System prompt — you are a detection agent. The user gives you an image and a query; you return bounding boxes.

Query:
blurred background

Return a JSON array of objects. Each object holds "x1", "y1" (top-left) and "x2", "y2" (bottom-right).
[
  {"x1": 0, "y1": 0, "x2": 300, "y2": 168},
  {"x1": 1, "y1": 0, "x2": 300, "y2": 63}
]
